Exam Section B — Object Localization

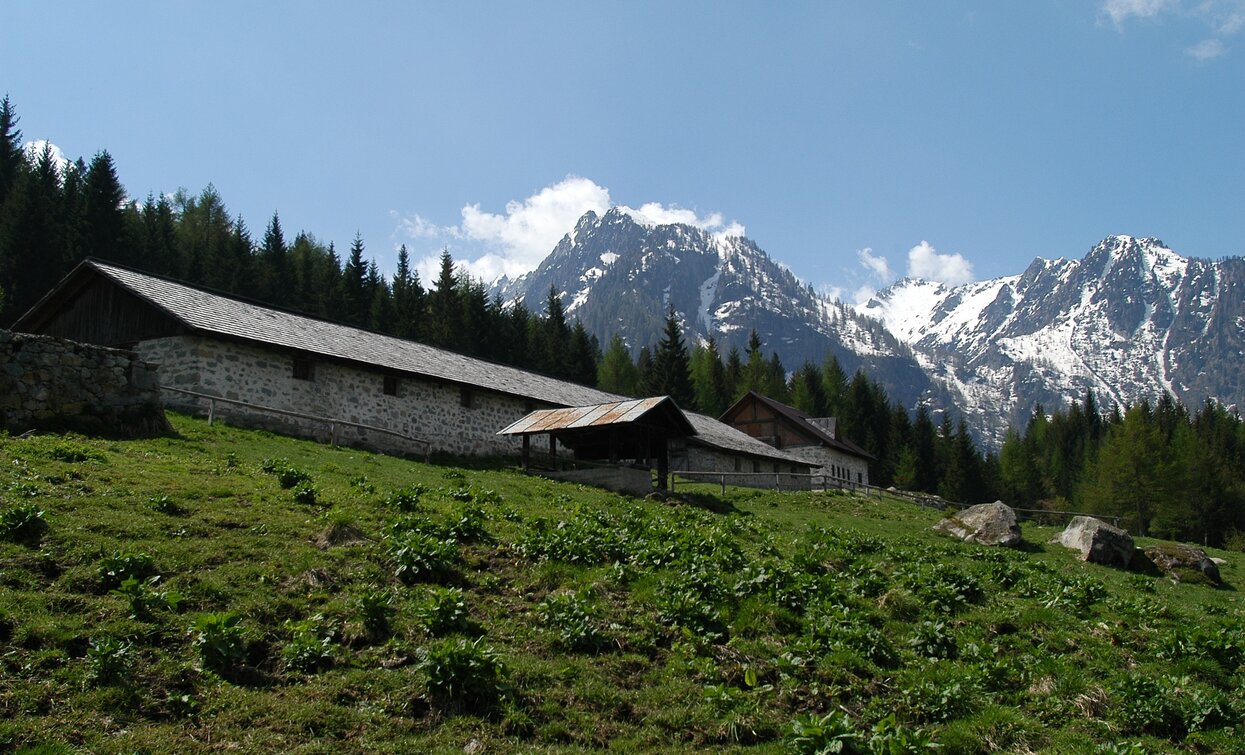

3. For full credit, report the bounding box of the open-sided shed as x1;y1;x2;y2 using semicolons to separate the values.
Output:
497;396;696;491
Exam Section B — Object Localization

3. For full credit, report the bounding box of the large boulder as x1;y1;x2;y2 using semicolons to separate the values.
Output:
1056;516;1135;568
1143;543;1222;585
933;502;1022;547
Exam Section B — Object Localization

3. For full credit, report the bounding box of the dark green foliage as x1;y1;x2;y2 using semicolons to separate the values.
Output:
417;636;508;708
192;612;246;674
353;588;396;639
281;615;334;673
0;503;47;542
538;591;605;651
387;531;457;583
112;575;182;619
86;636;133;684
260;458;311;489
291;482;318;506
96;550;156;590
416;586;473;636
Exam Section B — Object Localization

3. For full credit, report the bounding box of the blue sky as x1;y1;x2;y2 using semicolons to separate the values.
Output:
4;1;1243;301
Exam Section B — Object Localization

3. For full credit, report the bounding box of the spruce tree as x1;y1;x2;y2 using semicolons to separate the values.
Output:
81;151;130;265
392;244;424;340
567;321;599;386
422;249;459;349
0;94;23;207
649;306;695;408
342;233;368;326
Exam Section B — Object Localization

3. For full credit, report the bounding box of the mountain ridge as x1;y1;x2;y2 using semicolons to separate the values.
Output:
497;212;1245;444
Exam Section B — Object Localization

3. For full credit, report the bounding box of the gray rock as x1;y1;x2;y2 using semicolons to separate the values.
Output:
933;501;1022;547
1056;516;1135;568
1143;543;1222;585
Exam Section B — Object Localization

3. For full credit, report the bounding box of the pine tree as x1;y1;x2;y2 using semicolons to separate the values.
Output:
724;346;742;400
1079;405;1177;536
0;94;23;208
912;403;938;493
649;306;695;407
742;329;767;398
0;143;65;322
636;346;655;396
256;212;290;303
790;361;828;417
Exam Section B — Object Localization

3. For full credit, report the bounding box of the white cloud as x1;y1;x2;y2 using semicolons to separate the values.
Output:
857;247;892;280
21;140;70;175
1104;0;1175;26
1186;37;1228;57
906;240;975;286
397;177;745;284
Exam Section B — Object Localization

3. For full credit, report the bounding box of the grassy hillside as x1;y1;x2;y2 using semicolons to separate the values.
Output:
1;415;1243;754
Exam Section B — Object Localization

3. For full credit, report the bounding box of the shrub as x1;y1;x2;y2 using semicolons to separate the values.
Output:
86;636;133;684
445;504;491;543
417;636;507;709
192;612;246;674
46;441;101;463
867;713;940;752
802;604;898;668
899;676;974;723
97;551;157;590
0;503;47;542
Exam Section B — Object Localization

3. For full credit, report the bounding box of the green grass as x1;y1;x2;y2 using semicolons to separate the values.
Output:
1;414;1243;753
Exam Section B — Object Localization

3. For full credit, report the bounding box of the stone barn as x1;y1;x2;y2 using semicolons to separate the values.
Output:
14;260;810;484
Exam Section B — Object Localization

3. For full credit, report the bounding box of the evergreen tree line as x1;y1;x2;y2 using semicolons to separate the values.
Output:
0;96;599;386
999;393;1245;546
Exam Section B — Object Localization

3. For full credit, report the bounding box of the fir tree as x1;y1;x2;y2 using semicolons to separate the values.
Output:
81;151;130;265
422;249;459;348
598;334;640;396
342;233;369;325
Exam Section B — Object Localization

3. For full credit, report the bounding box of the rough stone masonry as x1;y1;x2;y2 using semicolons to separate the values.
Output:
0;329;169;437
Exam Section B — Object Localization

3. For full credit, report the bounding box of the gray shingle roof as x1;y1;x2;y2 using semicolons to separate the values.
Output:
80;261;810;467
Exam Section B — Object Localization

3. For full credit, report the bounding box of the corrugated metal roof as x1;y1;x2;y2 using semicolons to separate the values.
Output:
50;260;810;467
498;397;690;435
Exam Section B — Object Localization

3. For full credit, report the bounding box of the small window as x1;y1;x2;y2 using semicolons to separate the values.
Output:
752;461;760;473
292;357;314;381
857;472;863;484
733;457;742;472
460;387;474;408
772;463;779;473
383;374;399;396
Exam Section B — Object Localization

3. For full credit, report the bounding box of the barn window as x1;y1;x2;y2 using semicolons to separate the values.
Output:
383;374;399;396
772;463;779;473
753;461;760;473
733;457;741;472
460;387;474;408
857;472;863;484
292;357;314;381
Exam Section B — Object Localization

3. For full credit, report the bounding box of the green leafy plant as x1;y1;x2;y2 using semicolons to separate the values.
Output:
416;586;473;636
86;636;133;684
192;612;246;674
908;620;958;660
388;531;457;583
786;710;860;754
417;636;507;709
0;503;47;542
385;484;427;512
537;591;604;651
113;576;183;620
354;588;396;639
282;615;334;673
291;482;318;506
148;495;187;515
45;441;101;463
96;550;157;590
260;458;311;488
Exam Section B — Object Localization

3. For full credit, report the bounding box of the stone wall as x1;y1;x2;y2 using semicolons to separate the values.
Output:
784;444;870;486
1;329;168;436
135;335;535;457
676;446;812;491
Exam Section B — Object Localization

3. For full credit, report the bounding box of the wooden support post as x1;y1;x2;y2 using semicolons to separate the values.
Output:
521;434;530;472
207;399;215;426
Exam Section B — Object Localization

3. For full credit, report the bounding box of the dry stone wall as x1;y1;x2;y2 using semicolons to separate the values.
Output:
1;329;168;436
784;445;870;486
136;335;534;457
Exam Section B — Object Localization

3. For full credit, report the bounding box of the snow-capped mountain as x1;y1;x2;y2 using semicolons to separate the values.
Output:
500;214;1244;445
859;235;1245;438
497;208;942;411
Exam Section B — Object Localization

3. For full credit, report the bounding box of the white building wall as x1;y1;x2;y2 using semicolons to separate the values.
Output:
136;335;533;457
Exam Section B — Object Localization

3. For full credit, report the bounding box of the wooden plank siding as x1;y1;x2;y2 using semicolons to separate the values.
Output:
21;278;184;348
